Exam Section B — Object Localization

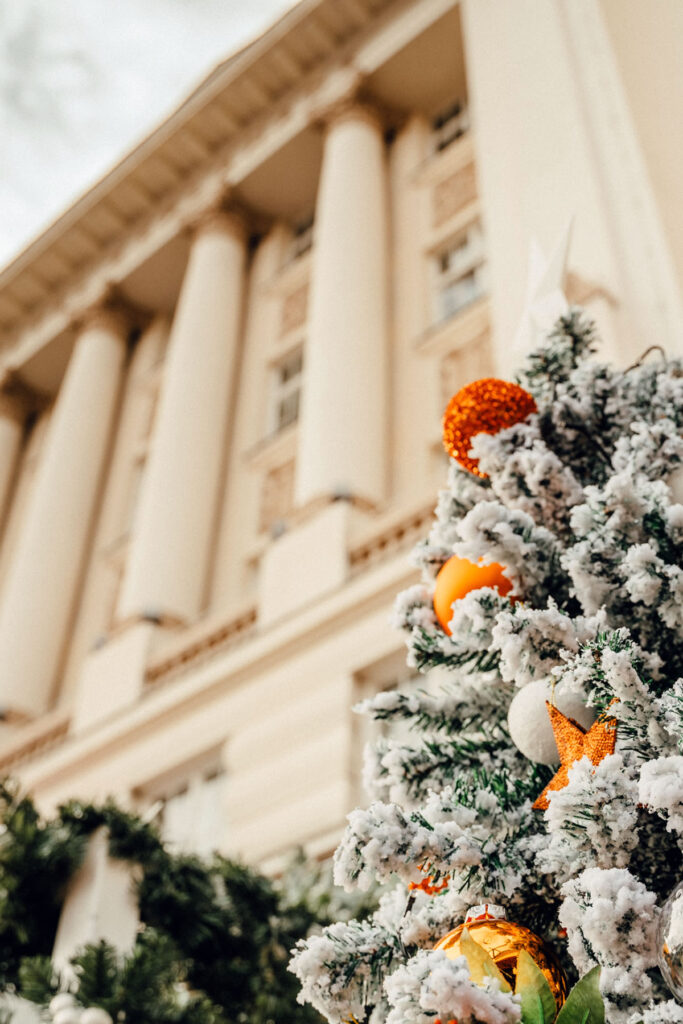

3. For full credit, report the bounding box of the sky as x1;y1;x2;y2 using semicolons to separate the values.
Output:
0;0;294;267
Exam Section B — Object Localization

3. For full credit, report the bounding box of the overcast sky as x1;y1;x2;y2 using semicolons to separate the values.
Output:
0;0;293;267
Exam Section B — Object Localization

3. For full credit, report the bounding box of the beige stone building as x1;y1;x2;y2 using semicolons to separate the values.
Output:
0;0;680;878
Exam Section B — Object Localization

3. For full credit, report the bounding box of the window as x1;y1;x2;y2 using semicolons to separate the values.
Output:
434;222;487;323
146;762;227;858
269;348;303;434
432;101;469;153
289;218;314;261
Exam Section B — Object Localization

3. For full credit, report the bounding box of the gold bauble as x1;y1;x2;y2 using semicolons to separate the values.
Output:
657;879;683;1001
435;913;569;1008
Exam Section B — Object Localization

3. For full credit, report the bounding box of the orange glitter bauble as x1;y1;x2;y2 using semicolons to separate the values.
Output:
433;555;513;635
442;378;537;476
435;910;569;1009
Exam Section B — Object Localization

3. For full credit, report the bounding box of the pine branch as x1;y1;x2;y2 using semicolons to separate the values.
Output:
71;940;119;1007
412;628;501;674
18;955;59;1004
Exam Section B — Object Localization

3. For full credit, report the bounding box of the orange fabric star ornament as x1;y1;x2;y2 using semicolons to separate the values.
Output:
532;702;617;811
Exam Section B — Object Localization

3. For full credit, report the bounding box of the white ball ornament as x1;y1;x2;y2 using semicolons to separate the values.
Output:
50;995;77;1017
52;1007;83;1024
80;1009;114;1024
507;679;596;765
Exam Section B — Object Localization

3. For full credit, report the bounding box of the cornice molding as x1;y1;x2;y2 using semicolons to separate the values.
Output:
0;0;396;295
0;0;427;370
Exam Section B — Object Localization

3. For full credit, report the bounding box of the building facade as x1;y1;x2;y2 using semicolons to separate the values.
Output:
0;0;680;873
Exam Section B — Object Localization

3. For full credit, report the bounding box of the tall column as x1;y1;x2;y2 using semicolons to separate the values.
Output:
117;208;247;625
0;307;129;718
0;389;26;539
295;101;389;507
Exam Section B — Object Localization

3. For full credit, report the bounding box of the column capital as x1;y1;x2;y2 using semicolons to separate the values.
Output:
0;380;31;422
190;192;251;243
0;371;46;418
314;94;386;134
309;75;394;135
72;295;138;341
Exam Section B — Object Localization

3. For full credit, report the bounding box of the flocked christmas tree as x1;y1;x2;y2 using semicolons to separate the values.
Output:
290;308;683;1024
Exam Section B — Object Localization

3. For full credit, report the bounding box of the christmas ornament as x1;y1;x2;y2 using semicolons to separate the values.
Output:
433;555;513;635
657;879;683;1002
50;996;78;1017
442;378;537;476
52;1009;82;1024
532;704;617;811
409;875;448;895
80;1011;114;1024
507;680;596;765
434;904;568;1007
408;860;449;896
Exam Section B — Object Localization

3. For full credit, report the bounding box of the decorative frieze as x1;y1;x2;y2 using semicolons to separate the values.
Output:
145;607;257;687
349;504;434;576
0;713;70;776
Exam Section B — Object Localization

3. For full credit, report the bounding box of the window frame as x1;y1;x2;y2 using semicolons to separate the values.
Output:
432;101;470;153
432;220;487;325
268;345;304;437
289;218;315;262
137;752;227;858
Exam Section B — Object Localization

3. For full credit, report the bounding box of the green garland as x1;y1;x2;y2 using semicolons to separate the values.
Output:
0;781;376;1024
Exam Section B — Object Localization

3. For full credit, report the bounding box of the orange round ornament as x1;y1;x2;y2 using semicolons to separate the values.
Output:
434;905;568;1008
433;555;513;635
443;378;537;477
